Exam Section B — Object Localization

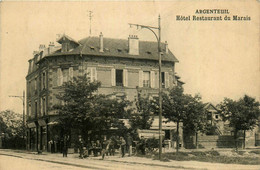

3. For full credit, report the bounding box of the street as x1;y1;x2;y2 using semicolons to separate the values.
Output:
0;149;259;170
0;155;88;170
0;150;176;170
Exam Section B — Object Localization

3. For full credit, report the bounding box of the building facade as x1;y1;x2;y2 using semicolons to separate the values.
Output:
26;33;182;152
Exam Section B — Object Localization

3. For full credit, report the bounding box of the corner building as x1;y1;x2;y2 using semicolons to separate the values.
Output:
26;33;182;152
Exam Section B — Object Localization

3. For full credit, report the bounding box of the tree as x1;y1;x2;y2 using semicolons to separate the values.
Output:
219;95;260;149
0;110;25;149
129;89;154;131
53;75;130;141
162;86;205;152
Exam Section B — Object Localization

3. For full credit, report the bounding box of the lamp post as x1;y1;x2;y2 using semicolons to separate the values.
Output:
129;15;163;160
9;91;26;148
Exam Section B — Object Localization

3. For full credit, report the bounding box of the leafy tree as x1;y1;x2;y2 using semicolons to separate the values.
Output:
162;86;205;152
0;110;25;149
219;95;260;149
129;90;154;131
53;75;130;142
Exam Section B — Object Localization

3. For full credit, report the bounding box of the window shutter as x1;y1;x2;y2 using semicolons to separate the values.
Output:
150;71;155;88
139;70;143;87
57;68;63;86
123;69;128;87
165;72;169;88
69;67;73;81
93;67;97;81
87;67;91;81
111;68;115;86
40;99;43;116
53;71;57;87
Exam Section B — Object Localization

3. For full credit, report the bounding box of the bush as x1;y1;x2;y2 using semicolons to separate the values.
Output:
146;138;159;153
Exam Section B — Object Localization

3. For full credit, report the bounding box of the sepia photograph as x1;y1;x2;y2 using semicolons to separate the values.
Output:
0;0;259;169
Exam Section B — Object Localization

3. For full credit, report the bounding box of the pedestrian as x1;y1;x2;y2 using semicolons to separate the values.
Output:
140;136;146;155
101;137;111;160
126;133;133;156
78;135;84;159
119;137;126;157
108;136;115;156
62;135;69;157
49;139;54;153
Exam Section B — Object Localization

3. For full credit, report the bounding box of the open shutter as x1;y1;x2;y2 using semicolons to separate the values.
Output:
69;67;73;81
53;70;57;87
93;67;97;81
123;69;128;87
150;71;155;88
57;68;62;86
139;70;143;87
111;68;115;86
165;72;169;88
87;67;91;81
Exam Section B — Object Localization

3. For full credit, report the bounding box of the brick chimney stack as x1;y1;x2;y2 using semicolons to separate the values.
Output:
128;35;139;55
48;42;55;54
39;44;45;52
99;32;104;52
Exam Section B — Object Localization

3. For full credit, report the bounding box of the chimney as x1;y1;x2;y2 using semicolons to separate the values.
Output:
165;41;168;54
39;44;46;52
48;42;55;54
128;35;139;55
28;59;32;73
33;51;38;56
99;32;104;52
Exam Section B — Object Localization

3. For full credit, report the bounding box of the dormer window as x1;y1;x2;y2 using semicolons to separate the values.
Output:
146;51;152;54
90;46;95;50
117;49;122;52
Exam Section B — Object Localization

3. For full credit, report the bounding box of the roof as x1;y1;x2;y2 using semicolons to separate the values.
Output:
203;102;219;112
57;34;80;45
48;36;179;63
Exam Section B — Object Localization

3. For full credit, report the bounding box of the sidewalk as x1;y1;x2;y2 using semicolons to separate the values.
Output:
0;149;259;170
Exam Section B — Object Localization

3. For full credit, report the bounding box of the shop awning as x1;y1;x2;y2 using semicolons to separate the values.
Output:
27;122;36;128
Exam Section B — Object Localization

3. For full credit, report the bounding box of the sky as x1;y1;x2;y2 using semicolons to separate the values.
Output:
0;1;259;114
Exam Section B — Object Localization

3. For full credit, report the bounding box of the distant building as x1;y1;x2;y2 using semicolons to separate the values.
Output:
26;33;184;152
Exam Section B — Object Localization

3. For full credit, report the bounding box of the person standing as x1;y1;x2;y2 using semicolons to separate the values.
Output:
140;136;146;155
63;135;69;157
126;133;133;156
119;137;126;157
78;135;84;159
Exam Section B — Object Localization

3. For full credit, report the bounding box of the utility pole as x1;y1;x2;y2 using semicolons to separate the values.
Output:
9;91;26;148
88;10;93;36
129;15;163;161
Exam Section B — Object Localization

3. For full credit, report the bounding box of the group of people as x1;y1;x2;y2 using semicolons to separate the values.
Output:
60;133;148;159
78;133;133;159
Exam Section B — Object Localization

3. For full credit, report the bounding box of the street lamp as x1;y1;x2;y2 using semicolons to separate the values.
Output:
9;91;25;147
129;15;163;160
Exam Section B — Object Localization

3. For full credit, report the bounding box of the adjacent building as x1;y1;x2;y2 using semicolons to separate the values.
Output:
26;33;183;152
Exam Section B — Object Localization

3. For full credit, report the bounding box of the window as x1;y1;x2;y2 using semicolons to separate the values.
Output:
41;97;46;116
215;114;219;120
57;67;73;86
86;67;97;82
162;72;165;88
143;71;150;87
42;72;46;89
112;69;127;87
161;72;169;88
34;77;37;91
116;69;123;86
28;102;31;117
35;100;38;118
62;68;69;83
